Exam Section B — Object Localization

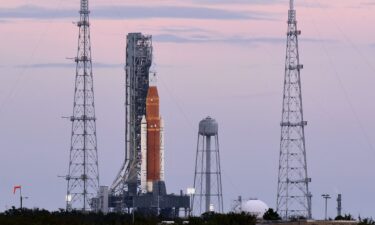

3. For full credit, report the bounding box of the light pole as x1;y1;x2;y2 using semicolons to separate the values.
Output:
65;194;72;211
321;194;331;220
187;188;195;217
19;188;23;209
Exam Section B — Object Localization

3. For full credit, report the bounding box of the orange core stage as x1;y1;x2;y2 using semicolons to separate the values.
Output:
146;86;161;183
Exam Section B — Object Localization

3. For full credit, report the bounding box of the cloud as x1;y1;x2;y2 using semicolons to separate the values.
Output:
16;63;72;69
0;5;76;19
160;27;211;34
153;33;336;45
189;0;330;8
0;5;273;21
15;63;122;69
190;0;283;4
95;6;271;20
360;1;375;6
153;34;282;44
346;1;375;9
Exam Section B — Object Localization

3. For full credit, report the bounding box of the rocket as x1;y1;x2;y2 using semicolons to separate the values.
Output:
140;73;165;193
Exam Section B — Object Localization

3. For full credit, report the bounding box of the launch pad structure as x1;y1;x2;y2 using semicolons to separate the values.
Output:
112;33;153;197
93;33;190;217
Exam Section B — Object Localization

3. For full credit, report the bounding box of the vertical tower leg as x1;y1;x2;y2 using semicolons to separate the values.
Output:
205;136;211;212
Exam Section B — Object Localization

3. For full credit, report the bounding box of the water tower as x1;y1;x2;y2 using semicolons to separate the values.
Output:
192;117;223;215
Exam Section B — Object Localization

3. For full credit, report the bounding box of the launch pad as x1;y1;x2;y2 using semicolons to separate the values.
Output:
92;33;190;217
98;181;190;217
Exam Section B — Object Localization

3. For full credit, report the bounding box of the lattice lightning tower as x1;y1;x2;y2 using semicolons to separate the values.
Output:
66;0;100;212
276;0;312;219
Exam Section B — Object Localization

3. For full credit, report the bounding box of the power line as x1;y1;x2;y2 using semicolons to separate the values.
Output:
304;0;375;154
0;0;65;114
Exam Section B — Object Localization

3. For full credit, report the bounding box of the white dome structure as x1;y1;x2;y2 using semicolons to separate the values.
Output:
241;199;269;218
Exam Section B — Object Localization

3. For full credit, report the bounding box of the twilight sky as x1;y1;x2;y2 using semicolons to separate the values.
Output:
0;0;375;219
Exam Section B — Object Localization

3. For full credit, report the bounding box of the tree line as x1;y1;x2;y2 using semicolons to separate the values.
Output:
0;207;257;225
1;207;373;225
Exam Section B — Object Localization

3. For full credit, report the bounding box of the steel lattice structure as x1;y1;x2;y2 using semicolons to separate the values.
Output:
192;117;223;215
276;0;312;220
111;33;153;201
66;0;100;212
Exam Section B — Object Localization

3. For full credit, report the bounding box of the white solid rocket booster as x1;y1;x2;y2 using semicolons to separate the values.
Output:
140;116;148;193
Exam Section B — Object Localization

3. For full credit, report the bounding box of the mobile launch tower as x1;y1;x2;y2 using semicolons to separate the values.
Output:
111;33;153;196
276;0;312;219
94;33;189;217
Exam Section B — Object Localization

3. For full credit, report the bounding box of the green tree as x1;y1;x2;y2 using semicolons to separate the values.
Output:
359;218;375;225
0;208;260;225
335;214;354;221
263;208;281;221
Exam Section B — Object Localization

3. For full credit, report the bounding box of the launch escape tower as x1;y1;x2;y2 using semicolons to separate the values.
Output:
192;117;223;215
65;0;100;211
111;33;153;198
276;0;312;219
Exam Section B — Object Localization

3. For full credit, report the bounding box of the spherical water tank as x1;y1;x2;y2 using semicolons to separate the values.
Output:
241;199;269;218
199;117;218;136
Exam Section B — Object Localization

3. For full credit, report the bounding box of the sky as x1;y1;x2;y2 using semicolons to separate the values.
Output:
0;0;375;219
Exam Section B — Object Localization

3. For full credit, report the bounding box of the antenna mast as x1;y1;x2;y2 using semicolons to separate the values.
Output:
66;0;100;212
276;0;312;219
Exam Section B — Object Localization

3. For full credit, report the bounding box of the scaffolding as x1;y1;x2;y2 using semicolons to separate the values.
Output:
111;33;153;201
